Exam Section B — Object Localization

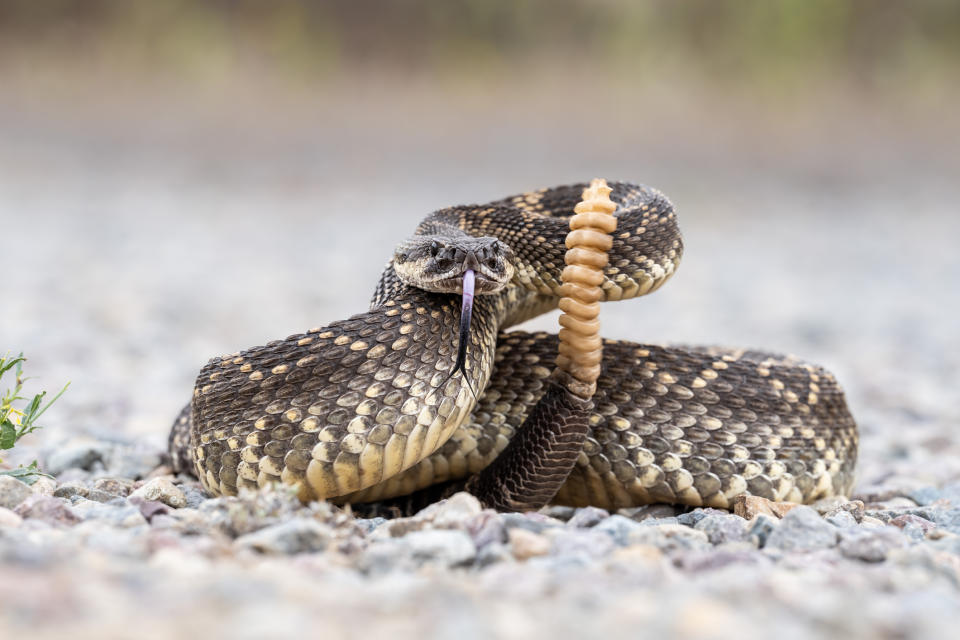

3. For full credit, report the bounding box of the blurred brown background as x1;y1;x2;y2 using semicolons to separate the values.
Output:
2;1;958;486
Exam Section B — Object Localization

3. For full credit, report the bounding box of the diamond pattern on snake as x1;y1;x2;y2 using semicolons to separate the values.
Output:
168;181;858;511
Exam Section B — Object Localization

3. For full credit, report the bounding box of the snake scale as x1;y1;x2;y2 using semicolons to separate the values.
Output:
169;181;858;511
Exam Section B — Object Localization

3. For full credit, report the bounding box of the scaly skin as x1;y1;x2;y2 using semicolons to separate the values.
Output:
169;182;857;509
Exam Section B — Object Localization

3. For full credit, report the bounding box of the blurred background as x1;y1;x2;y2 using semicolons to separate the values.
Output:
2;1;958;488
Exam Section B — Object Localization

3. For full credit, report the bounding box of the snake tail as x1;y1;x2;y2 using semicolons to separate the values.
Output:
466;179;617;511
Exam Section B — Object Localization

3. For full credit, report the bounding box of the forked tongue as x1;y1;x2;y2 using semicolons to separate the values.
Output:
447;269;478;399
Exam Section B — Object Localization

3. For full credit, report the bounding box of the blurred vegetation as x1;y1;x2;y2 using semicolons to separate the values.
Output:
1;0;957;96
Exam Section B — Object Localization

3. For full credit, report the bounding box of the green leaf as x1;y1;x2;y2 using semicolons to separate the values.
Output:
0;420;16;450
0;460;50;485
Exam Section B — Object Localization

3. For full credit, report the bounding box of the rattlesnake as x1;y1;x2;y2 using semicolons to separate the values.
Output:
169;181;857;511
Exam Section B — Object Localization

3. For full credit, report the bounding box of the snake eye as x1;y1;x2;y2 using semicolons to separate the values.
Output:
429;240;441;257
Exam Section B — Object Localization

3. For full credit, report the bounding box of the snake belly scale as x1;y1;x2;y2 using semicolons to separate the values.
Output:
170;181;857;510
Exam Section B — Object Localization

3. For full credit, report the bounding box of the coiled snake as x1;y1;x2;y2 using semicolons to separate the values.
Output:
169;181;858;511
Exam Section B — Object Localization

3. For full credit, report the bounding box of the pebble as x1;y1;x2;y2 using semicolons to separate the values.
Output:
0;475;33;509
694;514;749;545
764;506;838;552
13;494;81;526
733;495;800;520
507;528;551;560
627;523;711;554
44;439;108;475
131;478;187;508
592;514;646;546
566;506;609;528
838;527;908;562
0;506;23;527
235;519;333;555
747;513;779;548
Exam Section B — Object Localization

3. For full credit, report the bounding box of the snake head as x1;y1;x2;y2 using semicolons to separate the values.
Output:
393;235;514;295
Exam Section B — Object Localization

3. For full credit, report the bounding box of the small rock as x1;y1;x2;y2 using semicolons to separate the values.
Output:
0;475;34;509
105;445;164;480
236;519;333;554
733;495;800;520
694;514;749;545
93;477;135;497
567;506;609;528
619;504;681;522
130;497;170;522
550;528;616;559
826;510;859;529
53;482;89;500
30;476;57;496
500;512;564;535
675;548;770;572
747;513;779;548
909;486;944;506
131;478;187;508
593;515;645;546
676;508;730;527
45;440;108;475
889;514;938;541
354;517;387;535
540;505;575;521
467;511;507;548
838;527;909;562
383;492;482;536
508;528;551;560
765;506;838;552
13;494;81;526
403;529;476;567
74;501;147;527
0;506;23;527
476;541;514;567
627;524;711;554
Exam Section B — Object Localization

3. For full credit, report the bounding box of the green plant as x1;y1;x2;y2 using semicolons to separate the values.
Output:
1;353;68;484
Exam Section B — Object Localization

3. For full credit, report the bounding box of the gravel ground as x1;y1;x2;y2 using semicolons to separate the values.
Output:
2;94;959;638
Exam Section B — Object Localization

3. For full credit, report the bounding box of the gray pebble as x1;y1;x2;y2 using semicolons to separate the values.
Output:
403;529;477;567
0;475;33;509
748;514;779;548
747;513;780;549
618;504;681;522
694;514;749;545
539;505;575;521
13;494;81;526
500;512;564;535
826;510;859;529
475;542;514;567
354;517;387;535
626;524;711;554
592;515;645;547
550;528;616;559
45;441;108;475
909;486;944;506
467;511;507;548
566;506;609;528
838;527;909;562
765;506;838;552
676;508;730;527
74;501;147;528
235;519;333;554
92;477;135;497
131;478;187;508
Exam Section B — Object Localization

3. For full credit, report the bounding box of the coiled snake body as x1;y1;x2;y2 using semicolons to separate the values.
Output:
170;182;858;511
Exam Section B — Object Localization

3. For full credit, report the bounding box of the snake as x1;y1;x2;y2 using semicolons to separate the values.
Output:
169;181;858;512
